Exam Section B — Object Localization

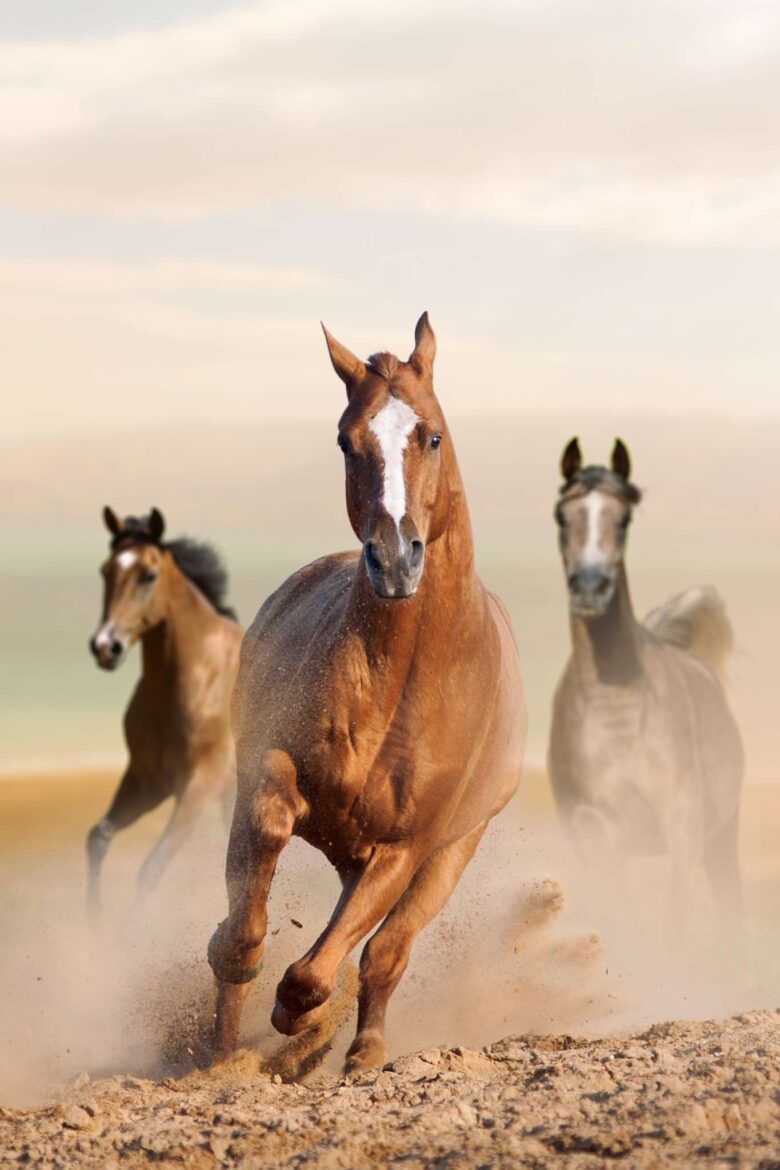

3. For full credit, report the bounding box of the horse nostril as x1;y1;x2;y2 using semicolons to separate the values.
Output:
595;578;611;595
89;636;98;656
365;541;385;574
409;540;424;569
110;639;123;659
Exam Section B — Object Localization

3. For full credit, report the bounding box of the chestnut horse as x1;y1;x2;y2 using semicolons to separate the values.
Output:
87;508;242;912
548;439;743;934
208;314;525;1073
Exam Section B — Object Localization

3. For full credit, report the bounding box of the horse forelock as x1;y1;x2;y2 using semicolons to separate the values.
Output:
109;515;160;551
560;466;642;506
366;352;401;381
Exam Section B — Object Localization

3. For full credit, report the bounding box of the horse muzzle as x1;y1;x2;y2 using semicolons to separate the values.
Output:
568;567;616;618
89;628;128;671
363;524;425;600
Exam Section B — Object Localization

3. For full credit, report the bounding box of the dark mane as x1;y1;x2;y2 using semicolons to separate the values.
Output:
560;465;642;505
164;538;238;621
366;352;401;380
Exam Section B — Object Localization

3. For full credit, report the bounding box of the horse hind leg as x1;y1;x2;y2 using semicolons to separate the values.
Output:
345;822;486;1075
86;768;167;918
208;750;306;1059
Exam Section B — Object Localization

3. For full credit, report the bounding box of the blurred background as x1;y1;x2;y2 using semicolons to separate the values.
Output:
1;0;779;779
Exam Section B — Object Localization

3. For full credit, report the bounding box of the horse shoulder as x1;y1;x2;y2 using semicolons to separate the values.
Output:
245;552;358;647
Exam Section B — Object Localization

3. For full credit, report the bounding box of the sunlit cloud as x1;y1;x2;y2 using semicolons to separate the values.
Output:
1;0;779;242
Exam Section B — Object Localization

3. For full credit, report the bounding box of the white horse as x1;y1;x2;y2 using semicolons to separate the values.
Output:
548;438;743;938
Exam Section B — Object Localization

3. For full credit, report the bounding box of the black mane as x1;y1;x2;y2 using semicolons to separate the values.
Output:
165;538;238;622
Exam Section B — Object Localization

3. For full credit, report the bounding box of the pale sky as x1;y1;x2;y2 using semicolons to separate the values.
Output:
2;0;780;439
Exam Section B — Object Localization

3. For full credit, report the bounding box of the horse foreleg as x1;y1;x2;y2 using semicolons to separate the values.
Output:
667;814;697;951
135;770;215;902
346;822;486;1074
86;817;116;918
86;767;166;918
208;750;305;1058
271;842;419;1038
704;813;746;955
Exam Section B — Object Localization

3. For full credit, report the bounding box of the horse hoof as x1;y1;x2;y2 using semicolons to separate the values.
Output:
273;962;331;1034
344;1030;386;1075
271;998;327;1037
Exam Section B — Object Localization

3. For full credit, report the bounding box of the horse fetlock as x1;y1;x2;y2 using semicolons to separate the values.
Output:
207;919;264;984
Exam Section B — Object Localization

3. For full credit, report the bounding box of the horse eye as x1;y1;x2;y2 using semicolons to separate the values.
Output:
430;433;442;451
337;434;352;456
139;569;157;585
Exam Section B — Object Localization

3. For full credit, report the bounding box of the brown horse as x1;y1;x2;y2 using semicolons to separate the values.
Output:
548;439;743;934
208;314;526;1073
87;508;242;912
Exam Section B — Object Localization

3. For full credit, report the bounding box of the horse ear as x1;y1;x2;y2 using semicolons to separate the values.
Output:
560;437;582;482
148;507;165;543
409;311;436;371
611;438;631;480
103;506;121;536
321;324;366;394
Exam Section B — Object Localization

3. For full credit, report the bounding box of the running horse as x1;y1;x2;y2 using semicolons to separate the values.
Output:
548;438;743;932
87;508;242;911
208;314;526;1073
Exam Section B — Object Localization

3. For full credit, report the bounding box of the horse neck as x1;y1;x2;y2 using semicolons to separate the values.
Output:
569;563;643;687
140;561;217;683
351;447;479;661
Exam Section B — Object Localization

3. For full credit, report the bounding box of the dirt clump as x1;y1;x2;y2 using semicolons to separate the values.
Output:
1;1010;777;1170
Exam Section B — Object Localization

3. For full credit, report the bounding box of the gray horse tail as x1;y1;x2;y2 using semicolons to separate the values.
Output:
643;586;735;682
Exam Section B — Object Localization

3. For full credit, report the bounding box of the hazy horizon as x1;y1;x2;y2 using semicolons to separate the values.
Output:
2;411;778;782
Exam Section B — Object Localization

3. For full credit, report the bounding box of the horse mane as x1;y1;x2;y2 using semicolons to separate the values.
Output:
560;465;642;506
366;352;401;381
164;538;238;622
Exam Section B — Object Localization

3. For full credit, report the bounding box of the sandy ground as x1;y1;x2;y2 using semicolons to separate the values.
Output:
1;768;779;1167
1;1011;778;1170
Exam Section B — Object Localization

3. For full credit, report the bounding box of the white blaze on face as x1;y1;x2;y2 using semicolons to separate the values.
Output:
95;549;137;647
581;493;607;567
368;395;419;528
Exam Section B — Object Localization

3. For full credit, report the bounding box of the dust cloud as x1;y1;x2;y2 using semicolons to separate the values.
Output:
0;768;776;1109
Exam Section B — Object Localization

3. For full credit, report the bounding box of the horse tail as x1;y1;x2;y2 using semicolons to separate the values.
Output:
643;586;735;682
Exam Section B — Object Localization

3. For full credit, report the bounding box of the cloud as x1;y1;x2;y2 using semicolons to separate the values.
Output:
0;257;331;294
1;0;780;242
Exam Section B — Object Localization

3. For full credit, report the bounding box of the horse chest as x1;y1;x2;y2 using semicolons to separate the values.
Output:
300;723;421;849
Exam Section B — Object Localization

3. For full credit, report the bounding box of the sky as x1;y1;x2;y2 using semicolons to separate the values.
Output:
2;0;780;438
